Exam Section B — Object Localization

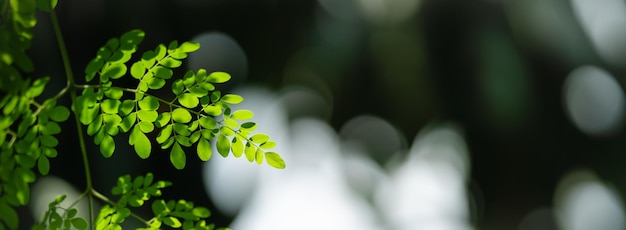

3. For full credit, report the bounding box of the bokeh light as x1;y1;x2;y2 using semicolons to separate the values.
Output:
188;32;248;89
571;0;626;67
562;65;625;137
554;169;626;230
375;122;473;230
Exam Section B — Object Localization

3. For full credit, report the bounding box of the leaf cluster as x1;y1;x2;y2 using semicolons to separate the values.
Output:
0;77;70;229
32;195;88;230
95;173;227;230
74;30;285;170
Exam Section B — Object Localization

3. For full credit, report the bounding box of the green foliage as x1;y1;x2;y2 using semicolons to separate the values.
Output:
0;1;285;229
32;195;88;230
75;30;285;170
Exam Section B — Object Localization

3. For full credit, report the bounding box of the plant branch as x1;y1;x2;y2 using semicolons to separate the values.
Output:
49;7;95;229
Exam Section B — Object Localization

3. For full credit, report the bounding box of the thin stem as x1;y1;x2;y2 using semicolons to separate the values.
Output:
49;7;95;229
91;190;151;224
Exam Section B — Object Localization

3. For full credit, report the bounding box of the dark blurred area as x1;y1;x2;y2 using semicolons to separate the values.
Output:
23;0;626;229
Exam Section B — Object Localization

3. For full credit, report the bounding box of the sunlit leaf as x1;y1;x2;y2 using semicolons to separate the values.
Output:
260;141;277;149
265;152;285;169
197;138;212;161
101;99;121;114
179;41;200;53
250;133;269;144
137;110;158;122
139;95;159;111
139;121;155;133
178;93;199;108
221;94;244;104
231;137;243;158
170;143;186;170
152;66;173;79
255;148;264;164
244;142;255;162
172;79;184;95
102;63;127;80
104;87;124;99
25;77;49;98
198;117;216;129
217;134;230;157
230;110;253;120
172;108;192;123
119;99;135;116
203;105;221;116
100;134;115;158
207;72;231;83
156;125;173;144
131;127;151;159
130;61;145;79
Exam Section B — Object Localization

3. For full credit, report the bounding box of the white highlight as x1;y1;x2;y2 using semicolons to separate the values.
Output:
563;65;625;137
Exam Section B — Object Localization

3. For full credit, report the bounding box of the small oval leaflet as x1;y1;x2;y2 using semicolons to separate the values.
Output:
207;72;231;83
138;95;159;111
230;110;254;120
172;108;192;123
221;94;243;104
178;93;199;108
265;152;285;169
197;138;212;161
170;143;186;170
250;133;269;144
217;134;230;157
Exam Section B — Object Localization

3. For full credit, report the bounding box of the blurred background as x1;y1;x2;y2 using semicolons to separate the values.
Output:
22;0;626;229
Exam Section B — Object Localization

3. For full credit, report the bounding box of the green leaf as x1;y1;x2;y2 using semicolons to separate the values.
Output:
138;96;159;111
79;104;100;124
197;138;212;161
155;112;171;128
203;105;221;116
87;115;102;136
40;135;59;147
244;142;255;162
161;57;182;68
207;72;231;83
131;127;151;159
230;110;254;120
0;200;18;229
100;134;115;158
119;99;135;116
241;122;257;130
147;77;166;90
85;59;104;82
265;152;285;169
170;142;186;170
172;108;192;123
37;155;50;175
163;216;182;228
130;61;145;79
71;218;88;230
219;126;235;136
255;148;264;164
260;141;277;149
183;71;196;88
40;121;62;135
156;125;173;144
101;63;127;80
199;117;216;129
179;41;200;53
48;105;70;122
250;133;269;144
104;87;124;99
172;79;184;95
221;94;244;104
192;207;211;218
189;86;208;97
120;112;136;132
217;134;230;157
231;137;243;158
25;77;49;98
178;93;199;108
139;121;155;133
137;110;158;122
101;99;121;114
152;66;173;79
